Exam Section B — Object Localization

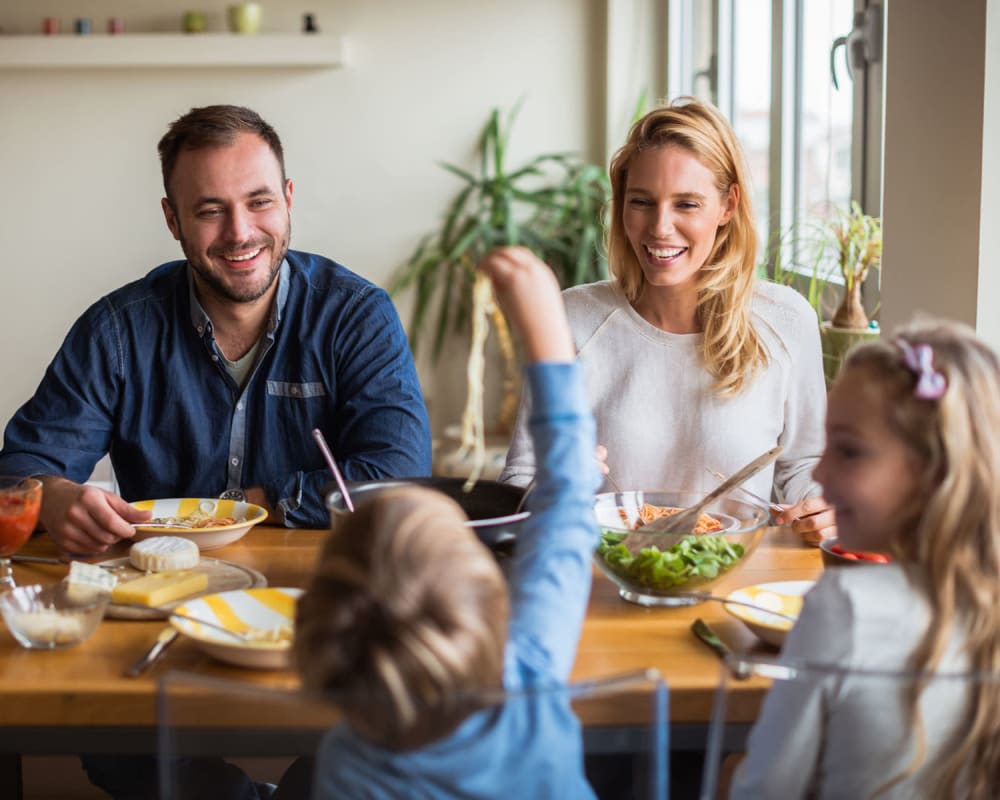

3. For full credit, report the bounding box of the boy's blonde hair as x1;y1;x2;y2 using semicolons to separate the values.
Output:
295;486;509;751
843;319;1000;798
607;97;766;396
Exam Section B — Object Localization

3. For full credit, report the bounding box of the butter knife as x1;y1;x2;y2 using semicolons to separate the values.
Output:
691;618;751;680
124;627;179;678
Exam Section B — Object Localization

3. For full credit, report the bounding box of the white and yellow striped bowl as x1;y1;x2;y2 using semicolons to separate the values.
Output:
171;587;301;670
130;498;268;551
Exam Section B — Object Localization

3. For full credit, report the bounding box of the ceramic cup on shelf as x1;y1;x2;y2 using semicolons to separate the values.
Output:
182;11;207;33
227;2;263;34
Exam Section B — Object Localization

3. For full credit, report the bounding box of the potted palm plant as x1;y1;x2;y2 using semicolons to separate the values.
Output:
766;201;881;386
390;102;610;442
821;202;882;385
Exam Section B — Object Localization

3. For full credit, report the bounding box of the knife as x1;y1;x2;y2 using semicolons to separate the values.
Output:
124;627;179;678
691;618;751;680
11;555;115;570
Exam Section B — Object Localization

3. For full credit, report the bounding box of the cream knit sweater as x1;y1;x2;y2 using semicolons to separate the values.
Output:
500;279;826;505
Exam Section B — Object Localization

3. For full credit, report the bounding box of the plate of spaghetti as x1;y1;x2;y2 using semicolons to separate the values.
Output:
130;498;267;551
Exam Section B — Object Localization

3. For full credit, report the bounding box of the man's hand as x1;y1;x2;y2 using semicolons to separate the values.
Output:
773;496;836;545
478;246;575;363
38;476;151;555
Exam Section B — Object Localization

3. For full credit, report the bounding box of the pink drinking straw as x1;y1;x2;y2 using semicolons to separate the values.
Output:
311;428;354;512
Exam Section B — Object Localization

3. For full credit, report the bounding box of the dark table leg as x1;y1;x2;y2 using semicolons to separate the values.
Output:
0;753;22;800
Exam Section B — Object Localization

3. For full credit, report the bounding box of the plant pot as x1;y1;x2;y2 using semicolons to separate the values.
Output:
821;323;880;388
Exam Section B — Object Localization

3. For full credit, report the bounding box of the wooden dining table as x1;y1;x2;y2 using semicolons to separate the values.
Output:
0;523;822;795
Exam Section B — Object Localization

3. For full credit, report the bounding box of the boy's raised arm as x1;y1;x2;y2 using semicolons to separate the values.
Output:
478;246;575;364
479;246;600;681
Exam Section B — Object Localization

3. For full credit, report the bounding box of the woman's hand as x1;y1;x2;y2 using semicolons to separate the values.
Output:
773;497;836;545
595;444;610;477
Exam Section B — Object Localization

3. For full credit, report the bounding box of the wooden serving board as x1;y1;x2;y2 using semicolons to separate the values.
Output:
98;557;267;620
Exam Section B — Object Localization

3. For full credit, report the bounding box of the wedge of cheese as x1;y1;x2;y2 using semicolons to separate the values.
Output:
112;570;208;607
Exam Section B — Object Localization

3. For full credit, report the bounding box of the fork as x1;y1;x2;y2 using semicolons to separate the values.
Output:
129;521;195;529
115;604;269;643
705;468;784;514
705;468;829;523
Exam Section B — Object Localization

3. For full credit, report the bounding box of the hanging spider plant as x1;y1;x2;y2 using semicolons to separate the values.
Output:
389;102;609;434
390;102;610;360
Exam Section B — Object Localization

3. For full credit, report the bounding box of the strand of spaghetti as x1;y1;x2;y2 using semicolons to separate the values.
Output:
456;273;494;492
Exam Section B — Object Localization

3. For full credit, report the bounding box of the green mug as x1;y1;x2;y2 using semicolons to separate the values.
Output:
227;2;262;34
182;11;206;33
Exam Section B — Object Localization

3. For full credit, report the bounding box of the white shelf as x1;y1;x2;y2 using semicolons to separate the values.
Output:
0;34;346;69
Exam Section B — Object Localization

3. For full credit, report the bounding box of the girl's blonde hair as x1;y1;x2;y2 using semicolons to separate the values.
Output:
607;97;765;396
294;487;509;751
844;319;1000;798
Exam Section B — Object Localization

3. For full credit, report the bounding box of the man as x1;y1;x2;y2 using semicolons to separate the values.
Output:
0;105;431;554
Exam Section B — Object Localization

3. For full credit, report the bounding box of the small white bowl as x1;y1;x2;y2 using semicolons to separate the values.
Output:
0;583;109;649
171;587;300;670
130;498;267;551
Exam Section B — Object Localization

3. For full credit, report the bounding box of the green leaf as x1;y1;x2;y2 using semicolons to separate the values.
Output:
390;100;612;363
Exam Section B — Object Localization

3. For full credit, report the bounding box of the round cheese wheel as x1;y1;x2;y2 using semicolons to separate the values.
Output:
129;536;200;572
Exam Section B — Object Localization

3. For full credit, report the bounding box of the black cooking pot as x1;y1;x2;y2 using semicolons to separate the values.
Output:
325;477;529;553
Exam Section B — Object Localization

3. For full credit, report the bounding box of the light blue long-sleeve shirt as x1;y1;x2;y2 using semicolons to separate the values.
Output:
311;361;601;799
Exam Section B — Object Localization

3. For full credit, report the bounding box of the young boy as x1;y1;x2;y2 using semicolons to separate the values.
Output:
293;246;602;798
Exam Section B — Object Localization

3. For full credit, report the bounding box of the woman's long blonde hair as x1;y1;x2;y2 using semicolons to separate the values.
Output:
608;97;765;396
845;320;1000;798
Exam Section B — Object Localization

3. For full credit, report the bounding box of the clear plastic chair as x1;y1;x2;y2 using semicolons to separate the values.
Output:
158;668;668;800
699;654;1000;800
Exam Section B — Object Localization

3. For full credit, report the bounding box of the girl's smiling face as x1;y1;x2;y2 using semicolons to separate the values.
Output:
813;366;924;553
622;144;736;295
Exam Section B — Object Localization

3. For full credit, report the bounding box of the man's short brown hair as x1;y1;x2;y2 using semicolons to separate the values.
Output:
157;104;286;202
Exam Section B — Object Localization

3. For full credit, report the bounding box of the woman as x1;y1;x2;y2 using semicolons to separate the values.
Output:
500;98;833;542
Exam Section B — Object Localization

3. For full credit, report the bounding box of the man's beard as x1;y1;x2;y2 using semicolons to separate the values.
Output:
182;219;291;304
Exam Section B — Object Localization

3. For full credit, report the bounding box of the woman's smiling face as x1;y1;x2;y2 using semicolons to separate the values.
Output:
622;144;736;294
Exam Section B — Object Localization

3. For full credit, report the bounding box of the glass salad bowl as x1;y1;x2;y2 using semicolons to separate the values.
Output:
592;490;770;607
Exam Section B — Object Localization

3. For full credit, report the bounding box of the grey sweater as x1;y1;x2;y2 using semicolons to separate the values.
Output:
500;279;825;505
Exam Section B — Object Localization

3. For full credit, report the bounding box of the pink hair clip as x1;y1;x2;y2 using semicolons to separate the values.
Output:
896;339;947;400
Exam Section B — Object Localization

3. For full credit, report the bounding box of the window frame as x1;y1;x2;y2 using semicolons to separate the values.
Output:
665;0;883;303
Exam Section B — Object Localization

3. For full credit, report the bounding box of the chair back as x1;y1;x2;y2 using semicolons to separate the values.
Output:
158;668;669;799
700;654;1000;800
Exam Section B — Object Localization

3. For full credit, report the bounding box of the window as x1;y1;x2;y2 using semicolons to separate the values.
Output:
667;0;883;286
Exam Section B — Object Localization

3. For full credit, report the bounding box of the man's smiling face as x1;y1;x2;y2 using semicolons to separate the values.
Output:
161;131;293;306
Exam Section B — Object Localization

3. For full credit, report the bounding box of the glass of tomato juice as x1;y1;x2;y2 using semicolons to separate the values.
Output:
0;477;42;590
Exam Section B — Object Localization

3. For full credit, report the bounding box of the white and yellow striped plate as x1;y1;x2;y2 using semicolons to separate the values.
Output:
723;580;814;648
171;587;301;670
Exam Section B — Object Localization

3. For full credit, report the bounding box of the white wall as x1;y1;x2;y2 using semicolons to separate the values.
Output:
0;0;605;437
880;0;989;338
978;0;1000;350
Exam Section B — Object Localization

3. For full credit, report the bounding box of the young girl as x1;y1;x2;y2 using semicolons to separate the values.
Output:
293;246;602;798
500;98;833;543
732;319;1000;798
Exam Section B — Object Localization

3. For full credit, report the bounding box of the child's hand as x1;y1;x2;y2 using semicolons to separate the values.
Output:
478;246;575;363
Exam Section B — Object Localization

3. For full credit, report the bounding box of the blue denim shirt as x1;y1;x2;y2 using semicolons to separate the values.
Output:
0;250;432;527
